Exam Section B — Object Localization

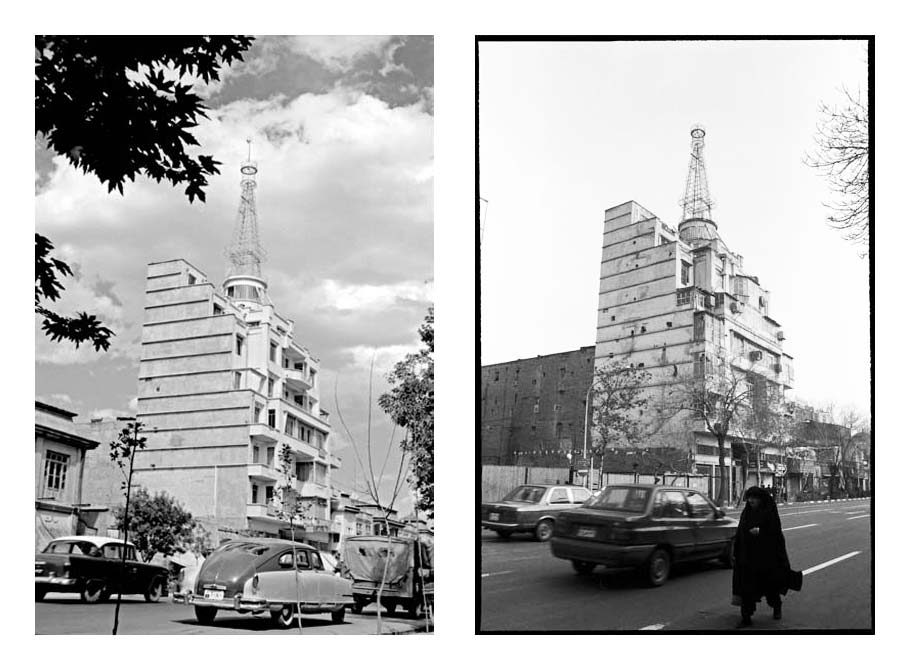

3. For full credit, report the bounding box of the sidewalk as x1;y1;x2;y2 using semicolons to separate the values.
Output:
348;603;434;635
723;494;871;511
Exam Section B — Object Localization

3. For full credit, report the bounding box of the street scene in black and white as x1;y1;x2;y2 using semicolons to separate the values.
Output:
35;35;434;635
478;38;871;632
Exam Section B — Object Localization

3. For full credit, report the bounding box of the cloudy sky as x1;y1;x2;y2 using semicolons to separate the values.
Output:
35;35;433;513
480;39;870;418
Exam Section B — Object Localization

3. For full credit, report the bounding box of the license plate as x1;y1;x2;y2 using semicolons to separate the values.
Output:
576;527;597;539
204;590;224;600
489;512;500;521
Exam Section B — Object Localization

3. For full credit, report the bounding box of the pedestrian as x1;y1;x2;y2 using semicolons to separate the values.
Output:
731;486;802;627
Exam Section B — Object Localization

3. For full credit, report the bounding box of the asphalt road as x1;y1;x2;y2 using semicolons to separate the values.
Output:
480;498;872;632
36;597;431;635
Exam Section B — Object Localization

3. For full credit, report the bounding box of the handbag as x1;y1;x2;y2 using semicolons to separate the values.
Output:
788;569;803;592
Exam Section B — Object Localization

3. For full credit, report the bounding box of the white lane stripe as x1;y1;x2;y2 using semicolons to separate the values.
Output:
782;523;818;531
481;571;513;578
803;551;861;575
847;514;870;520
639;623;666;630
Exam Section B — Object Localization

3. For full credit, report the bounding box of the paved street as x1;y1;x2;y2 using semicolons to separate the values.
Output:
36;598;431;635
480;498;871;631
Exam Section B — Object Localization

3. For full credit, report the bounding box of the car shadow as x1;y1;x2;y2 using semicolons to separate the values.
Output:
555;559;729;591
173;614;344;631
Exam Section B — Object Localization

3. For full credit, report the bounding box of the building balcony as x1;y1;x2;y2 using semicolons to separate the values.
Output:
247;503;280;520
283;367;313;392
250;423;280;446
297;481;331;500
248;463;281;483
279;399;331;434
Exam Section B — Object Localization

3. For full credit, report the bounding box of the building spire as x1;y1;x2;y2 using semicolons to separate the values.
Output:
226;139;267;278
680;124;715;223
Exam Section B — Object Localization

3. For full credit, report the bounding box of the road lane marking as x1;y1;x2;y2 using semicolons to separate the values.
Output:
639;623;666;630
803;551;862;576
782;523;818;531
481;571;513;578
847;514;870;520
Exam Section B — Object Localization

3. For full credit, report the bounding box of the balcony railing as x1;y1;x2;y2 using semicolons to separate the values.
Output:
247;503;280;519
247;463;281;482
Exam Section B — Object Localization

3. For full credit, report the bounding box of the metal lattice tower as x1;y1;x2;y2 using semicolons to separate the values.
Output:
226;140;267;278
679;124;715;223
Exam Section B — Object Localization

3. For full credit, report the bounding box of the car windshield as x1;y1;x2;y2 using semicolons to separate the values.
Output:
502;486;545;503
217;542;273;556
585;486;651;512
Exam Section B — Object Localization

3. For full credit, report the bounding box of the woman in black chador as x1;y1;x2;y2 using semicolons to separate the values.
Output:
732;486;801;627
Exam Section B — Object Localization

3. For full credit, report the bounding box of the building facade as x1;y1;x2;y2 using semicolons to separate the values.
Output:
35;402;106;549
593;127;795;499
480;347;595;466
128;156;340;548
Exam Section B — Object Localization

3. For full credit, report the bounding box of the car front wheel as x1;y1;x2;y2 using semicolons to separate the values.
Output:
271;604;297;629
194;605;217;625
571;560;596;575
80;580;107;603
535;519;555;542
331;606;345;624
144;577;164;603
646;549;671;587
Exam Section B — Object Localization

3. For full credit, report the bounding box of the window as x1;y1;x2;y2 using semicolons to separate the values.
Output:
549;488;570;504
233;372;242;389
188;274;196;285
654;491;689;518
236;335;244;355
681;261;691;285
213;303;223;315
267;377;275;396
554;404;561;412
251;484;259;503
270;341;278;362
265;486;274;502
310;551;324;571
227;286;235;297
533;400;540;413
267;409;276;428
102;544;135;560
571;488;592;503
676;290;692;306
44;451;69;494
253;403;263;424
686;491;714;518
266;446;274;465
559;367;567;379
252;445;260;463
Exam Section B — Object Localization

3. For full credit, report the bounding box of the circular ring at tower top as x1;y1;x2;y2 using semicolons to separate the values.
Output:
690;123;706;139
241;164;258;175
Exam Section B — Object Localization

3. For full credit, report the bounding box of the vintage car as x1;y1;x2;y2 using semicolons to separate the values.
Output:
481;484;593;541
344;532;433;618
186;539;353;628
35;535;169;603
550;484;738;586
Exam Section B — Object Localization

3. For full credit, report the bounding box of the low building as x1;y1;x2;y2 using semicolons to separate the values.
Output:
35;402;107;549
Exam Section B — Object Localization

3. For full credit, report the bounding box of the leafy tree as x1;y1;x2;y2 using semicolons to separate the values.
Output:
805;71;869;256
35;35;253;349
589;359;652;457
113;488;195;563
378;307;434;516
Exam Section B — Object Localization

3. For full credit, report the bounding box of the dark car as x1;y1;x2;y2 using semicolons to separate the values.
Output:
35;535;169;603
186;539;352;628
481;484;593;541
550;484;737;586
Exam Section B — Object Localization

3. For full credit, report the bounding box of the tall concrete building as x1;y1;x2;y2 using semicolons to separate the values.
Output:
131;154;339;548
594;126;794;498
480;347;595;466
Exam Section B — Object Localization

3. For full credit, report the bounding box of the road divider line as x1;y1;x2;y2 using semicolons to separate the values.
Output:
782;523;818;531
481;571;513;579
639;623;666;630
803;551;861;576
847;514;870;520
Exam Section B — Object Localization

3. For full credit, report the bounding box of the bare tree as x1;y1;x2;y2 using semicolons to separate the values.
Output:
800;406;869;497
742;378;795;492
805;76;869;256
334;355;418;634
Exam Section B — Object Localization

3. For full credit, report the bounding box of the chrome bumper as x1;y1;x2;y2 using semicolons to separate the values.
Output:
35;576;77;586
186;593;272;611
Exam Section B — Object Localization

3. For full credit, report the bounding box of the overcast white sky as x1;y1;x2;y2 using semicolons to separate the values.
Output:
35;36;433;514
480;39;870;418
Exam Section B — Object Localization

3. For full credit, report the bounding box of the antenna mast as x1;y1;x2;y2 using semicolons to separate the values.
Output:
226;139;267;278
680;124;715;223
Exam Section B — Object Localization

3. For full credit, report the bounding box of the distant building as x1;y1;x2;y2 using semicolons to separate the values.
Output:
480;347;595;466
35;402;106;549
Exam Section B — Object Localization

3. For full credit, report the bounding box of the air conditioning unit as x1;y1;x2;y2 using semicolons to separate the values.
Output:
704;295;714;308
730;301;741;313
776;330;785;340
749;350;763;362
773;363;783;374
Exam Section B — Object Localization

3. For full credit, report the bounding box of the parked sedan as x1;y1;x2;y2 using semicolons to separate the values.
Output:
550;484;737;586
481;484;593;541
186;539;353;628
35;535;169;603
